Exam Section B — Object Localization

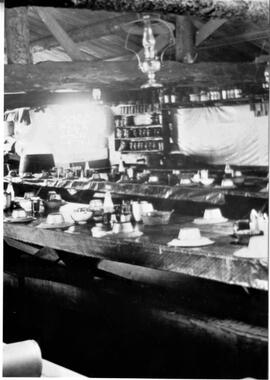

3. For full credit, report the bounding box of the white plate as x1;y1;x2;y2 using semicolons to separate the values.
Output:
4;216;35;223
233;247;268;259
234;229;261;237
91;226;114;238
193;217;228;225
37;222;73;230
113;230;143;238
168;237;214;247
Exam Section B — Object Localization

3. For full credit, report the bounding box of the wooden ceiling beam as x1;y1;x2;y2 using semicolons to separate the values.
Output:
5;7;32;63
4;60;265;93
34;7;94;60
5;0;269;23
198;29;270;49
31;12;137;52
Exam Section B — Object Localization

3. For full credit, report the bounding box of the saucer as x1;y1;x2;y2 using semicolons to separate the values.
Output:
200;178;214;186
37;221;73;230
91;226;113;238
193;216;228;225
233;235;268;258
233;246;267;258
113;230;143;238
4;216;35;223
168;237;214;247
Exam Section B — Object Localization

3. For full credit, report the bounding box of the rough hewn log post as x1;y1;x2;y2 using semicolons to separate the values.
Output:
175;16;196;63
5;7;32;64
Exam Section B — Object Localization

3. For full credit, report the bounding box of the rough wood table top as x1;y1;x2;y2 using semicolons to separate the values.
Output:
4;215;268;291
5;177;268;205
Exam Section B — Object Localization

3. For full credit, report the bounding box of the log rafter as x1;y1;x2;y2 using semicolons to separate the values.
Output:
198;28;270;50
34;7;94;60
30;12;137;52
5;0;270;23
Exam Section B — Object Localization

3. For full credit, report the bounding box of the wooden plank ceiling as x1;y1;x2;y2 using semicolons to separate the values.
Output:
22;7;270;63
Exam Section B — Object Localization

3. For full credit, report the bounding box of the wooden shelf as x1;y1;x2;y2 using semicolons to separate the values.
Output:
121;150;163;154
115;124;162;128
163;97;252;109
115;137;163;141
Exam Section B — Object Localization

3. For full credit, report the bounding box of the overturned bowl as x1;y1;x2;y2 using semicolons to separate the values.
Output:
200;178;214;186
46;212;65;225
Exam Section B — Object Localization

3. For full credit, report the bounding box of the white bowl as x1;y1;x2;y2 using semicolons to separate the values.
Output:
191;174;200;183
140;201;154;214
71;207;93;224
200;178;214;186
12;208;27;219
60;202;90;223
89;199;103;212
180;178;191;185
19;199;32;212
221;178;234;188
234;170;242;177
141;210;173;225
148;176;159;183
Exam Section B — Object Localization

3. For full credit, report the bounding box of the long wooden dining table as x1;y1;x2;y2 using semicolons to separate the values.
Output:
3;213;268;291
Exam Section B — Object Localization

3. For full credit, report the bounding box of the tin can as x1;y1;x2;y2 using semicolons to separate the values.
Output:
157;127;162;136
116;128;122;138
152;141;158;150
122;116;127;127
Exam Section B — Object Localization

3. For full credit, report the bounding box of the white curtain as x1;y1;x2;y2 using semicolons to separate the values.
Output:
175;104;268;166
14;102;113;166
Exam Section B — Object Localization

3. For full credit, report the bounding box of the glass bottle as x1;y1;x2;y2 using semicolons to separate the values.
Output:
6;181;15;201
84;161;90;178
